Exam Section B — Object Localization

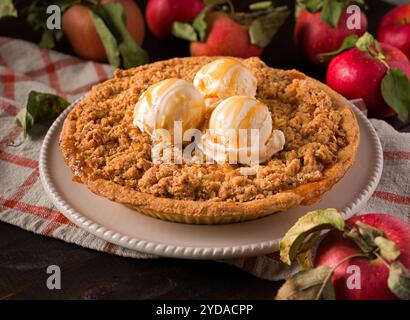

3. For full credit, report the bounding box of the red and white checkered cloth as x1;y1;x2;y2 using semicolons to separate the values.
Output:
1;37;409;281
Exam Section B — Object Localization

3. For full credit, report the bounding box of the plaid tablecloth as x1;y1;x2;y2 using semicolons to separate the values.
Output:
1;37;409;281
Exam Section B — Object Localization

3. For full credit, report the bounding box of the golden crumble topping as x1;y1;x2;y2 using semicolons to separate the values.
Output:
60;57;348;203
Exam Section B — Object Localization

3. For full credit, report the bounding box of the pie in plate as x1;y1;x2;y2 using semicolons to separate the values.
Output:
60;57;360;224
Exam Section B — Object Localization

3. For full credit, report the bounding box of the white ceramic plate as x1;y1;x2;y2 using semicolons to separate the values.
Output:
39;100;383;260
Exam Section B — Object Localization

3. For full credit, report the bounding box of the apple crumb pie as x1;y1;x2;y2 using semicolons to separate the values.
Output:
60;57;359;224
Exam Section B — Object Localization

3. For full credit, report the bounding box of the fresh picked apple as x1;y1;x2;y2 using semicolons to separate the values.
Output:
62;0;145;64
294;0;368;65
276;209;410;300
315;214;410;300
171;0;290;58
27;0;148;68
189;12;263;58
378;3;410;61
325;33;410;121
145;0;205;39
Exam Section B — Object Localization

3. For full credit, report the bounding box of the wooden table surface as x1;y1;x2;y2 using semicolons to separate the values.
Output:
0;0;408;299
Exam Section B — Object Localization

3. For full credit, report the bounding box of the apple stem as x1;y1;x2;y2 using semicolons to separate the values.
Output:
379;58;390;70
315;253;369;300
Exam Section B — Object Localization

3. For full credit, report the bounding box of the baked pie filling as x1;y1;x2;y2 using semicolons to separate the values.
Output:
60;57;359;223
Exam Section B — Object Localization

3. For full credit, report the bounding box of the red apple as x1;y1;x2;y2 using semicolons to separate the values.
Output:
62;0;145;62
190;12;263;58
63;4;106;61
295;9;367;65
378;4;410;61
326;43;410;118
315;214;410;300
146;0;205;39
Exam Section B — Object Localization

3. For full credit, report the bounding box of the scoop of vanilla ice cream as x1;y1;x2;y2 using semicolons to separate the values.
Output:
201;96;285;165
193;58;257;110
133;78;206;137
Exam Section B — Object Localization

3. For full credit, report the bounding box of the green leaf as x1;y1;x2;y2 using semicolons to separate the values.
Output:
279;208;345;266
95;3;148;68
320;0;343;28
381;68;410;123
16;91;69;137
345;227;375;254
298;0;323;14
39;29;56;49
90;11;121;68
15;108;30;138
318;34;359;62
119;42;149;70
0;0;17;19
192;11;207;41
374;236;401;261
27;0;79;49
172;22;198;41
345;221;390;256
388;262;410;300
275;266;335;300
249;1;273;11
355;32;374;52
297;0;368;34
191;0;228;42
355;221;384;245
295;231;321;269
249;19;270;48
248;6;290;48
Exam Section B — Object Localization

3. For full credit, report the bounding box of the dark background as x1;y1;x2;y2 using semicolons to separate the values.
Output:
0;0;407;299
